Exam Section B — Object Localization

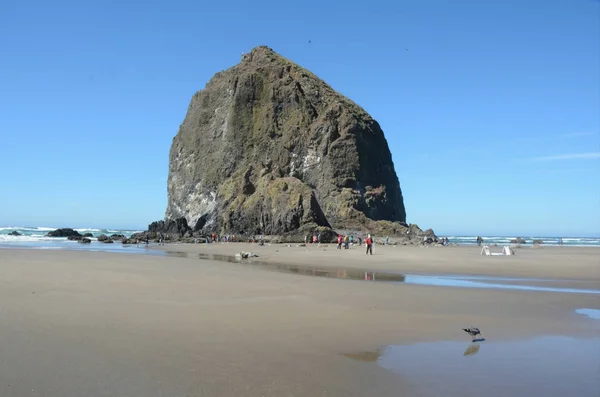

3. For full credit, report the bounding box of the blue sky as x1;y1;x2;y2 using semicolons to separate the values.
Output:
1;0;598;236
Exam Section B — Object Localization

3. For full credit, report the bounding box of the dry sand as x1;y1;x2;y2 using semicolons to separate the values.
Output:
0;245;598;396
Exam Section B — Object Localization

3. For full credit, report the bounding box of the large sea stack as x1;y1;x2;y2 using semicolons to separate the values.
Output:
156;46;433;242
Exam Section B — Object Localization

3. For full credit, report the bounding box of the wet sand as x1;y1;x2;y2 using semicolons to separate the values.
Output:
0;247;598;396
159;243;600;288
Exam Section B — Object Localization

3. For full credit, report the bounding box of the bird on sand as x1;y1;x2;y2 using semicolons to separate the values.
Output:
462;327;482;341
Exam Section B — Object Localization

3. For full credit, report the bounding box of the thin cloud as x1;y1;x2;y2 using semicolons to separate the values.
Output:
560;132;596;138
530;152;600;161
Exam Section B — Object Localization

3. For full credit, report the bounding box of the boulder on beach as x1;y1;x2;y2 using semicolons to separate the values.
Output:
46;228;81;238
82;233;93;238
235;252;259;259
67;235;83;241
533;239;544;245
79;238;92;244
510;237;527;244
110;234;126;241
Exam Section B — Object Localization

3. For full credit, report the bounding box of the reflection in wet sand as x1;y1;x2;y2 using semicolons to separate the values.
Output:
463;343;481;356
377;336;600;397
192;253;407;282
342;351;381;362
186;252;600;295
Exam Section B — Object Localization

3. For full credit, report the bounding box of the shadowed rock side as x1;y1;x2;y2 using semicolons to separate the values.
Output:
163;46;422;240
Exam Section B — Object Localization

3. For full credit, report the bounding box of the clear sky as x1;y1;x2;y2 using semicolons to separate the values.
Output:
1;0;598;236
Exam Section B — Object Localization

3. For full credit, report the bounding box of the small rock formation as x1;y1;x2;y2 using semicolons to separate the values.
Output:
110;234;126;241
67;235;83;241
97;234;114;243
532;239;543;245
46;228;81;238
235;252;259;259
82;233;93;238
79;238;92;244
510;237;527;244
8;231;21;236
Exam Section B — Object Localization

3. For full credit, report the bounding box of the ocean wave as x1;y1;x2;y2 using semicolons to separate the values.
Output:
0;235;68;242
0;226;55;232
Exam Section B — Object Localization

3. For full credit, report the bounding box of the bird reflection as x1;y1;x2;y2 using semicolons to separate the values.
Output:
463;343;481;356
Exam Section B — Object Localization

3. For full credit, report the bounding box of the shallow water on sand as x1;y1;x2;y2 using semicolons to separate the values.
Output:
576;308;600;320
373;336;600;397
191;253;600;294
0;241;169;256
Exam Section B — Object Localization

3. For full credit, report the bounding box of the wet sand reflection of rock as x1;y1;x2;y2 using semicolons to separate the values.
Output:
342;351;381;362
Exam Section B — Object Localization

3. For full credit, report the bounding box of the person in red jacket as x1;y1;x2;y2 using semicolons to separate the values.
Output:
365;234;373;255
337;234;343;250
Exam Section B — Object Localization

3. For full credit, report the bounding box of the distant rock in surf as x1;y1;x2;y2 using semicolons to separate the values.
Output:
97;234;114;243
46;228;81;238
8;231;22;236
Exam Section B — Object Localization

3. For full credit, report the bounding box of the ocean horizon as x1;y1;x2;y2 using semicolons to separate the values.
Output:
0;226;598;249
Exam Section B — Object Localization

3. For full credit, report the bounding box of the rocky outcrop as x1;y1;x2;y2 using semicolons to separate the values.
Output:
8;231;21;236
67;235;83;241
97;234;114;243
46;228;81;238
79;238;92;244
164;46;411;238
82;233;93;238
110;234;126;241
510;238;527;244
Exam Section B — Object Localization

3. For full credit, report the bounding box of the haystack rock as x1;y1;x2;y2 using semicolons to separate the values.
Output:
163;46;429;240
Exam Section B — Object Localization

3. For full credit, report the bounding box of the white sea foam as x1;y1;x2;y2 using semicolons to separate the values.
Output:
0;235;67;242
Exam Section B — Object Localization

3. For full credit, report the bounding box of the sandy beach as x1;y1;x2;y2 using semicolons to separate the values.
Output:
0;245;598;396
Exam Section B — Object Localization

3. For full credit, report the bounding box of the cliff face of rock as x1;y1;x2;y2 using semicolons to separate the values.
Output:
165;46;407;236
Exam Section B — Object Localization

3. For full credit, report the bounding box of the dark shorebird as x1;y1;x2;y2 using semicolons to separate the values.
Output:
463;327;482;341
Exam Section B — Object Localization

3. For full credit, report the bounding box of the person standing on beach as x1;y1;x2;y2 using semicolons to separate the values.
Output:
365;235;373;255
337;234;343;249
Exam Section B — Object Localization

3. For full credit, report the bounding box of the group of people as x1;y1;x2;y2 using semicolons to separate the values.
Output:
336;234;373;255
336;234;362;249
205;233;237;243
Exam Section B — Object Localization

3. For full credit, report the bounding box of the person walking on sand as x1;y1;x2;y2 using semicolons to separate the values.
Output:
385;236;389;246
344;235;349;249
365;234;373;255
337;234;343;249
